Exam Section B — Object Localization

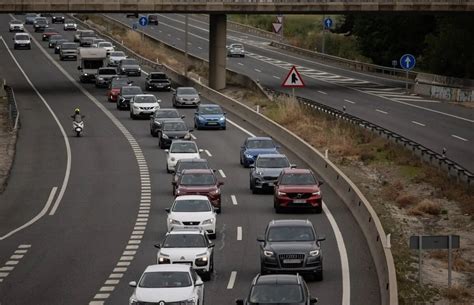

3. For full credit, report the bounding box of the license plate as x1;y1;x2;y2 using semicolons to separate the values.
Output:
267;182;274;187
207;122;218;125
283;259;301;264
293;199;306;204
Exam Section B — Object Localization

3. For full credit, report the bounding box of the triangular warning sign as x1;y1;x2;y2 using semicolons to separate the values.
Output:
272;23;282;34
281;66;305;88
276;16;283;23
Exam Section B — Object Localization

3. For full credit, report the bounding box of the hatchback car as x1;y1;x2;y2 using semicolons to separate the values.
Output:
130;94;161;119
166;195;217;238
117;85;143;110
63;19;77;31
236;274;318;305
97;41;115;54
118;58;141;76
166;140;202;173
194;104;226;130
174;169;223;213
250;154;295;193
172;159;211;194
257;219;325;281
107;77;131;102
145;72;171;91
59;42;79;60
95;67;118;88
173;87;200;108
9;20;24;32
42;31;58;41
227;43;245;57
33;17;48;32
274;169;323;213
51;14;65;23
158;119;192;149
240;137;280;168
150;108;183;137
48;34;63;48
155;227;214;280
129;264;204;305
107;51;127;67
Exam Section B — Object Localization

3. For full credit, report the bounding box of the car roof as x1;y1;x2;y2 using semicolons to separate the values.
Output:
145;264;191;273
150;71;166;75
121;85;140;90
255;274;300;285
162;118;185;123
199;104;220;108
281;168;312;174
175;195;209;201
177;158;208;164
134;94;155;97
171;140;195;144
168;227;205;235
257;153;287;158
247;136;273;141
181;169;214;175
177;87;196;90
269;219;313;227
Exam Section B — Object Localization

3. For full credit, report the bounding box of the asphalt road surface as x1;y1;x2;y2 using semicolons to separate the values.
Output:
0;14;379;305
107;13;474;173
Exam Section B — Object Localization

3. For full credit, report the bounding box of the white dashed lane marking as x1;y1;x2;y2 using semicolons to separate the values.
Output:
451;134;468;142
317;90;327;95
227;271;237;289
376;109;388;115
0;244;31;283
412;121;426;127
190;133;197;140
237;227;242;241
254;69;262;73
231;195;238;205
344;99;355;104
238;62;244;66
273;75;280;79
218;169;226;178
204;149;212;157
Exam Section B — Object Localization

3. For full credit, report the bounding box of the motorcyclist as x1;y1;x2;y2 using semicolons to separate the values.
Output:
71;108;85;122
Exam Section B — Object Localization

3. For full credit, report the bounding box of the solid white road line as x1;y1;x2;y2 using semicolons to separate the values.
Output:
218;169;226;178
0;186;57;240
237;227;242;241
1;35;71;219
205;149;212;157
227;271;237;289
376;109;388;115
451;134;468;142
190;133;197;140
227;119;256;137
273;75;280;79
254;69;262;73
231;195;238;205
317;90;328;95
344;99;355;104
412;121;426;127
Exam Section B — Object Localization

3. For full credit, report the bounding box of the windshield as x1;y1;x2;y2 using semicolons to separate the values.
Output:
267;226;315;242
199;106;223;115
139;271;192;288
99;69;117;75
134;95;157;104
111;80;129;89
250;284;304;303
232;44;243;49
163;121;187;132
178;88;197;95
172;199;212;212
155;110;179;119
50;35;62;41
61;43;77;50
163;234;207;248
150;73;167;80
180;173;215;186
110;51;125;57
121;87;142;95
83;59;104;70
170;142;197;153
81;32;96;38
247;139;275;149
98;42;112;47
11;21;22;24
256;157;289;168
121;59;137;65
281;173;316;185
177;161;209;173
65;20;74;24
15;35;29;40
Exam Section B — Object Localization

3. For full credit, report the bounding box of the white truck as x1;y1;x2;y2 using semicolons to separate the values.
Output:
77;47;107;83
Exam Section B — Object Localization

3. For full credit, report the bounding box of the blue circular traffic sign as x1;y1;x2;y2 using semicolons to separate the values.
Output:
139;16;148;26
323;17;333;29
400;54;416;70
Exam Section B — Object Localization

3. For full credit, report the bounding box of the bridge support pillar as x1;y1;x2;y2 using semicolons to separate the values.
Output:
209;14;227;90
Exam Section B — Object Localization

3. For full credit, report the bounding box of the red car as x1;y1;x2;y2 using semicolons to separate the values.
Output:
42;31;59;41
273;168;323;214
173;169;223;213
107;77;131;102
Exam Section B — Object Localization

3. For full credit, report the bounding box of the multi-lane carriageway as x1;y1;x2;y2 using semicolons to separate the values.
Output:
0;14;382;304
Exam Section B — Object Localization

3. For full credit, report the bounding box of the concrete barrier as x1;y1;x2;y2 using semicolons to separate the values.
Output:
415;73;474;103
73;15;398;305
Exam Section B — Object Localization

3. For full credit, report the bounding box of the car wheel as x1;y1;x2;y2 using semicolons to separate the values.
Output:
221;125;226;130
313;271;323;281
209;232;216;239
314;206;323;214
116;103;120;110
130;111;136;119
166;164;171;174
158;137;162;148
201;270;211;281
275;205;282;214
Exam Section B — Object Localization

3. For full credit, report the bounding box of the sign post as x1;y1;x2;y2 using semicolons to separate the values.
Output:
321;17;333;54
272;15;284;41
410;235;460;287
281;66;305;102
400;53;416;93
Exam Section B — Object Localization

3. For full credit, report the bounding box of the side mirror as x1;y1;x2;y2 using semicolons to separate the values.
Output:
317;235;326;242
195;278;204;286
129;281;137;288
310;297;318;304
249;165;255;169
218;181;224;186
154;244;161;249
223;112;227;115
208;243;215;248
199;149;204;153
165;208;170;213
171;181;177;185
276;145;281;149
236;300;244;305
181;115;185;119
164;149;169;153
257;235;265;242
290;164;297;168
318;180;324;186
77;66;82;70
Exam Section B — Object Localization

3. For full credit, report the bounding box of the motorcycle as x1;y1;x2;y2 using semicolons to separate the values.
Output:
73;118;84;137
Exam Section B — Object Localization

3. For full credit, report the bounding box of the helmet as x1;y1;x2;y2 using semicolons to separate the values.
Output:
74;108;80;114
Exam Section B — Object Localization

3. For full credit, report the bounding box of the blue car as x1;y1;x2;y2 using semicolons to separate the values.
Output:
194;104;226;130
240;137;280;168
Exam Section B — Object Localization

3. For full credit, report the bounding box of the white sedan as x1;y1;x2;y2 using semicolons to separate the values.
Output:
129;264;204;305
130;94;161;119
97;41;115;54
166;140;202;173
166;195;217;239
107;51;127;66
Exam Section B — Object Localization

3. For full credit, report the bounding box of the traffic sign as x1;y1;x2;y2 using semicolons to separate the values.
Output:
323;17;333;29
276;16;283;23
139;16;148;26
272;23;282;34
400;54;416;70
282;66;305;88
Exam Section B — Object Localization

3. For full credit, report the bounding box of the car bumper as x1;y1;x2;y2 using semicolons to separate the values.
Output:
262;264;323;274
9;28;24;32
132;109;156;116
175;100;200;107
275;197;322;209
64;26;77;31
60;53;77;60
254;178;278;190
14;43;30;49
167;223;216;235
196;120;226;129
121;70;141;76
147;83;171;90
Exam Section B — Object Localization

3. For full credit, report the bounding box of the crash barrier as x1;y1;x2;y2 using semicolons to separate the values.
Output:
72;14;398;305
4;85;19;130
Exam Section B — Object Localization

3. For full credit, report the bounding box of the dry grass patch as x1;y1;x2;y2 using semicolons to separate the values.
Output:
429;250;474;272
441;285;472;301
408;199;442;216
396;194;418;208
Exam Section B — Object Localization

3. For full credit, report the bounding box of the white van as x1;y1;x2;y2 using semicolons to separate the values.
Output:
13;33;31;50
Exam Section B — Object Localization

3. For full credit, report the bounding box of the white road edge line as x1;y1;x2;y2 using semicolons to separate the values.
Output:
451;134;468;142
411;121;426;127
227;119;256;137
231;195;238;205
376;109;388;115
227;271;237;289
1;33;71;219
344;99;355;104
218;169;226;178
237;226;242;241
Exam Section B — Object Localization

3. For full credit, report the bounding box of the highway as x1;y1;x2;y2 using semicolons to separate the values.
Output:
0;14;381;305
106;13;474;173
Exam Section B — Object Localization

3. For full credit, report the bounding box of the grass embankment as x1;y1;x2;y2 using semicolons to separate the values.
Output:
229;14;370;62
82;14;473;304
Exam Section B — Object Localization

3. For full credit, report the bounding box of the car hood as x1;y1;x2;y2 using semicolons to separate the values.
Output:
277;185;320;193
177;185;217;193
163;130;189;138
169;211;214;222
244;148;278;156
135;286;194;302
149;78;170;83
177;94;199;99
98;74;117;79
121;64;140;69
133;102;158;108
268;241;317;253
255;167;287;177
110;56;127;61
159;247;208;260
198;114;224;120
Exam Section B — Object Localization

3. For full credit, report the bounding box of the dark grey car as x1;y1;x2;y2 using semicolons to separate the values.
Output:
59;42;78;60
145;72;171;91
158;119;192;149
150;108;183;137
172;87;201;108
117;85;143;110
95;67;118;88
250;154;294;194
118;58;141;76
257;219;325;281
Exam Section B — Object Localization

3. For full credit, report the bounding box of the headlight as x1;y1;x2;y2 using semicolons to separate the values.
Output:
312;191;321;195
310;249;320;256
158;254;171;264
138;67;141;71
264;250;274;257
162;134;169;139
245;153;253;159
130;298;139;305
219;117;225;121
277;191;286;196
196;253;208;260
98;77;104;81
202;218;214;225
169;219;181;225
256;171;263;176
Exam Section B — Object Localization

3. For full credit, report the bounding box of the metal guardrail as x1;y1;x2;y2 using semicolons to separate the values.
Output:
264;88;474;187
4;85;20;131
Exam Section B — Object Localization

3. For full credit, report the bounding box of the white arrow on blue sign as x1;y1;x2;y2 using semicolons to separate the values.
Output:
139;16;148;26
324;17;333;29
400;54;416;70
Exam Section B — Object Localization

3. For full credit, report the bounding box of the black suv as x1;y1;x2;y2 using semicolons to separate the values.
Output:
117;85;143;110
236;274;318;305
51;14;65;24
157;119;192;149
145;72;171;91
148;14;159;25
257;219;325;281
150;108;183;137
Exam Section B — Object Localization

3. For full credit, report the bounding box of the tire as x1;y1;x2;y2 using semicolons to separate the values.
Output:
313;271;323;281
216;207;221;214
158;136;163;149
240;155;243;165
166;165;171;174
209;232;216;239
221;125;226;130
116;103;120;110
201;270;211;281
314;206;323;214
130;111;136;119
275;205;282;214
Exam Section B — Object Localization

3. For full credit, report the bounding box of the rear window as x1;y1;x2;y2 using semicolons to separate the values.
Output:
180;172;215;185
155;110;179;119
121;87;142;95
256;157;289;168
150;73;167;80
247;139;275;149
99;68;117;75
15;34;30;40
177;161;209;173
280;173;316;185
